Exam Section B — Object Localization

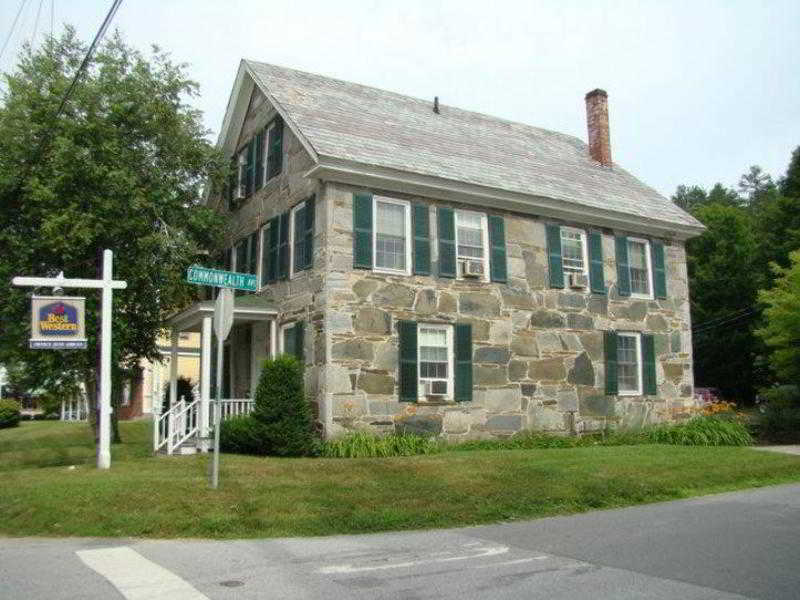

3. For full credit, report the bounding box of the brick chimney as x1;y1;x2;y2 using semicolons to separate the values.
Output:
585;89;611;166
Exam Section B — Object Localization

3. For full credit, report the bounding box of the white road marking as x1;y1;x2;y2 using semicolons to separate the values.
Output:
318;545;509;574
77;546;209;600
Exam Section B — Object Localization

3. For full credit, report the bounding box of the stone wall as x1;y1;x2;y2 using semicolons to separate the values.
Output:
219;86;329;422
321;181;694;440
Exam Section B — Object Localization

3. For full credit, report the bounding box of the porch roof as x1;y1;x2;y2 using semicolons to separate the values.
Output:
168;295;277;333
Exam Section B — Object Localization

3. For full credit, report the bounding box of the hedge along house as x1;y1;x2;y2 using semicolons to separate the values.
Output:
169;60;705;445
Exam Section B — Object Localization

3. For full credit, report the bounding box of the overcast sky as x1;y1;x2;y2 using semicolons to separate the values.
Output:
2;0;798;198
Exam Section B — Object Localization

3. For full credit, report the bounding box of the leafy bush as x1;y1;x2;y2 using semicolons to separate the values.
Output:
0;399;22;429
219;415;272;455
251;355;317;457
757;386;800;443
322;431;441;458
643;416;752;446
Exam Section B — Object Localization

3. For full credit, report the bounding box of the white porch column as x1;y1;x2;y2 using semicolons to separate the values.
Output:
200;316;212;451
270;319;277;359
169;329;178;408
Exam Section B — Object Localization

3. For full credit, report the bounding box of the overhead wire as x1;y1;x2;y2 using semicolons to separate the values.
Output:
0;0;29;65
31;0;44;45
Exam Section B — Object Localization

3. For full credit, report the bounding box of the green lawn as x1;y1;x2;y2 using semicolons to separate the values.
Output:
2;420;800;539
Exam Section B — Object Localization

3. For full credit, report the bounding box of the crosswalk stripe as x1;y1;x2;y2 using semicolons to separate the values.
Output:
77;546;209;600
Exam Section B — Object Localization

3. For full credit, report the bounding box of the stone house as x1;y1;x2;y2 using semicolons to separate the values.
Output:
167;61;704;442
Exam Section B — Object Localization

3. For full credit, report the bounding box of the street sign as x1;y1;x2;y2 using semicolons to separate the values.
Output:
186;265;257;292
29;296;88;349
213;288;234;342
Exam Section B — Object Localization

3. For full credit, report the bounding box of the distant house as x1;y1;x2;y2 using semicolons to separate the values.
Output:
165;61;703;448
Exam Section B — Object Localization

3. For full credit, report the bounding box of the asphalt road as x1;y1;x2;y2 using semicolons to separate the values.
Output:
1;483;798;599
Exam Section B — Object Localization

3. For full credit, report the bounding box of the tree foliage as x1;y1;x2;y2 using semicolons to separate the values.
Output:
756;251;800;384
0;29;225;431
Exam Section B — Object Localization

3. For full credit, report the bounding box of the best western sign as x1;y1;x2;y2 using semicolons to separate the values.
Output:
29;296;87;349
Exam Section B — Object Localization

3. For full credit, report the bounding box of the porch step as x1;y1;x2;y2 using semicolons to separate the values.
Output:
156;439;199;456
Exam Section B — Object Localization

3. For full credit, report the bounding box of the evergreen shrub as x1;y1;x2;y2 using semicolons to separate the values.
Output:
0;399;22;429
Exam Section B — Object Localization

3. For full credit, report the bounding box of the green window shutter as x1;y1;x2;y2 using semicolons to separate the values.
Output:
294;321;305;364
267;117;283;180
245;139;255;197
278;211;290;280
454;323;473;402
488;215;507;283
283;325;295;358
604;330;618;396
248;231;258;275
259;227;268;285
292;203;306;274
588;231;605;294
398;320;418;402
267;216;279;283
303;195;315;271
546;224;564;288
254;130;264;190
352;193;373;269
235;238;248;273
652;242;667;299
412;204;431;275
224;247;233;271
615;236;631;297
437;207;456;278
227;157;236;211
642;334;657;396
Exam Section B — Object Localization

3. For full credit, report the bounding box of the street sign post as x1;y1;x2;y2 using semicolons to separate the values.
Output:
186;265;256;292
211;288;234;489
12;250;127;470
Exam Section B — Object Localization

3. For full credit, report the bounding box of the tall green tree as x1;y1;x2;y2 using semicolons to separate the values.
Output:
756;250;800;384
0;29;225;442
671;185;707;212
686;204;762;400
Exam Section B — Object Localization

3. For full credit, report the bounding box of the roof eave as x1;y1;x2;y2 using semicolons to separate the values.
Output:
306;156;705;241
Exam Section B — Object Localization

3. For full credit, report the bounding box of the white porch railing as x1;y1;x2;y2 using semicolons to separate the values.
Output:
153;398;253;455
154;397;199;455
220;399;254;420
61;397;88;421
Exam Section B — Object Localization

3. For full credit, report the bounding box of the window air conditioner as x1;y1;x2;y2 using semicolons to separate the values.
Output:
424;381;448;397
568;272;589;289
461;260;485;278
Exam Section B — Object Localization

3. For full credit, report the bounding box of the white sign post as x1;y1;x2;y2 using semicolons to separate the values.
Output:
12;249;127;470
211;288;234;489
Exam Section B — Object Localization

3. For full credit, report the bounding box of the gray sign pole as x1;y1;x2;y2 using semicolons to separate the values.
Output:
211;288;234;489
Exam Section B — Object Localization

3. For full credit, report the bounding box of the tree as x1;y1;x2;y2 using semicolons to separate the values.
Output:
738;165;775;210
706;183;742;208
756;250;800;384
778;145;800;199
0;29;225;443
687;204;763;401
671;185;707;212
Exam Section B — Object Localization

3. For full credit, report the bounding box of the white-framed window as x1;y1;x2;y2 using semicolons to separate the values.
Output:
280;322;298;357
418;324;453;399
561;227;588;275
627;237;653;298
617;332;642;395
289;201;307;277
455;210;489;280
373;196;411;275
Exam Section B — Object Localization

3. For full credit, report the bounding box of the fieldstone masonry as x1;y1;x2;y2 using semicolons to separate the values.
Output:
220;87;695;441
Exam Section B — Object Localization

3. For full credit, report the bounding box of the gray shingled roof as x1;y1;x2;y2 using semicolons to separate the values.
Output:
246;61;702;231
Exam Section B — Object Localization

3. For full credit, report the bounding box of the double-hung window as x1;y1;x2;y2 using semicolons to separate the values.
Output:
373;197;411;274
560;227;588;275
418;324;453;398
627;238;653;298
279;321;304;362
617;332;642;395
455;210;489;280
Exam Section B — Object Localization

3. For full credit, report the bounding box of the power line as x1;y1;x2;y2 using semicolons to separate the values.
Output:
0;0;28;65
691;306;756;331
49;0;53;38
692;311;758;336
31;0;44;45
